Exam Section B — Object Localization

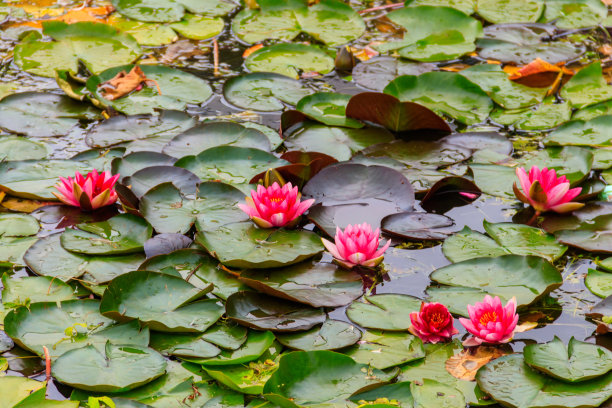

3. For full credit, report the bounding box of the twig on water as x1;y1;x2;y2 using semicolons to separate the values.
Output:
359;2;403;14
213;39;220;77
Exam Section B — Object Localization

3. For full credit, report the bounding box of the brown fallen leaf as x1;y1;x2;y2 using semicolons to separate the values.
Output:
1;197;56;213
600;44;612;56
98;66;161;101
507;58;574;88
161;40;204;63
5;5;114;29
445;346;508;381
374;16;405;36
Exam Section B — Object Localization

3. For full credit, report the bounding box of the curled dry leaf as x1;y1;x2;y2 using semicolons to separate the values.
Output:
98;66;161;101
445;346;507;381
1;197;56;213
506;58;574;88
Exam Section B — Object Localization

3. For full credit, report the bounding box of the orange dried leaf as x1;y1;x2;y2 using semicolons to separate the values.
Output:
98;66;161;101
6;5;113;29
445;346;507;381
243;44;264;58
1;197;56;213
600;44;612;56
508;58;574;88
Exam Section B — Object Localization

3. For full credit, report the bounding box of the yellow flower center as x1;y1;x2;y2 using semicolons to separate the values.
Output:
479;311;498;326
270;197;283;203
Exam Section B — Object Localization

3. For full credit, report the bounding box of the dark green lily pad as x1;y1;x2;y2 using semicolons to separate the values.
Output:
381;212;459;240
194;330;276;365
25;234;145;283
200;322;248;350
223;73;313;112
111;152;178;181
14;22;141;78
349;382;414;407
263;350;397;406
442;222;568;263
124;165;199;198
87;64;213;115
52;344;166;393
428;255;563;316
163;122;271;158
524;336;612;382
226;291;326;332
585;269;612;298
294;93;363;129
245;43;334;78
476;354;612;408
3;300;148;358
60;214;152;255
561;62;612;109
384;72;492;125
203;351;280;395
345;330;425;370
543;115;612;147
276;320;361;351
283;122;394;161
149;332;221;359
140;182;248;234
86;110;195;149
346;294;422;331
0;136;48;161
1;274;77;306
0;92;99;137
352;57;437;92
363;138;472;168
100;270;223;332
196;222;323;269
238;259;363;308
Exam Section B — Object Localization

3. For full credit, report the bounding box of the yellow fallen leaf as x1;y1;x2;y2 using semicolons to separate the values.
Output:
445;346;507;381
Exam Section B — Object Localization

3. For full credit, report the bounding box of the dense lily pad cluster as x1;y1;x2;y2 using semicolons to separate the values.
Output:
0;0;612;407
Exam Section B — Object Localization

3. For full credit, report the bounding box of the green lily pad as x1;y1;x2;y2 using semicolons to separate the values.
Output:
0;136;48;161
352;57;437;92
193;330;276;365
349;382;414;406
294;0;365;46
14;22;141;78
379;6;482;62
196;222;323;269
443;222;568;263
139;248;249;300
345;330;425;370
428;255;563;316
543;115;612;147
363;138;472;168
524;336;612;382
408;0;475;14
0;92;99;137
585;269;612;298
293;93;363;128
111;0;185;22
459;64;547;109
87;64;213;115
25;234;145;283
169;14;224;40
410;380;466;408
346;294;422;331
123;165;199;198
163;122;271;158
111;152;178;181
226;291;326;332
245;43;334;79
1;274;77;306
203;352;280;395
175;146;288;189
573;100;612;121
263;350;397;407
200;322;248;350
0;236;37;267
100;270;223;332
0;213;39;237
276;320;361;351
491;100;572;130
0;377;46;408
223;73;313;112
107;15;178;46
476;354;612;408
381;212;459;240
560;62;612;109
60;214;152;256
283;122;394;161
86;110;196;149
3;300;148;359
179;0;238;16
476;0;543;23
149;331;221;359
52;343;167;393
477;23;585;64
384;72;492;125
542;0;607;29
238;259;363;308
11;387;80;407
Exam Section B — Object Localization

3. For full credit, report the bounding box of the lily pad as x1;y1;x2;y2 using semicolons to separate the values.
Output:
263;350;397;407
384;72;493;125
169;14;224;40
0;213;39;237
560;62;612;109
352;57;437;92
476;354;612;408
0;136;48;161
163;122;271;158
245;44;334;79
123;165;199;198
196;222;323;269
293;93;363;129
14;22;141;78
60;214;152;256
203;351;280;395
379;6;482;62
194;330;276;366
442;222;568;263
585;269;612;298
276;320;361;351
87;64;213;115
0;377;46;408
491;100;572;130
428;255;563;316
149;332;221;359
1;274;77;306
543;115;612;147
238;259;363;308
107;15;178;46
344;330;425;370
100;270;223;332
111;152;178;181
476;0;544;23
346;294;422;331
524;336;612;382
408;0;475;14
223;73;313;112
226;291;326;332
542;0;607;29
0;236;37;267
52;344;166;393
111;0;185;22
0;92;99;137
381;212;459;240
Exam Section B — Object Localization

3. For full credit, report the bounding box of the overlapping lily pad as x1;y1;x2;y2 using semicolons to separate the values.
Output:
346;294;422;331
476;0;543;23
543;115;612;147
1;274;76;305
293;92;363;129
585;269;612;298
0;136;48;161
195;330;276;365
560;62;612;109
276;320;361;351
345;330;425;370
381;212;459;240
245;44;334;78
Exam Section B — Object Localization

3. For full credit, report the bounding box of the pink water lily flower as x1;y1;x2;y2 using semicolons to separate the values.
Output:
459;295;518;347
53;170;119;211
513;166;583;214
321;223;391;269
238;182;314;228
409;302;458;344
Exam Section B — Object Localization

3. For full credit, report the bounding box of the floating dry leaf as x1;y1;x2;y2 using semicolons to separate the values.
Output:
1;197;56;213
161;40;204;63
445;346;507;381
506;58;574;88
98;66;161;101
